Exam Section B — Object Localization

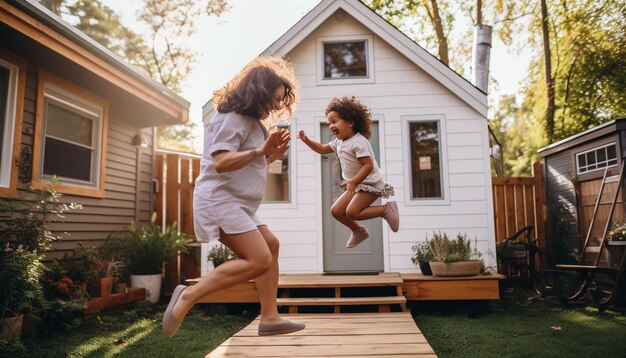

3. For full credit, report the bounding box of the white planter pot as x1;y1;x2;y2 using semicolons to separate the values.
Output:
130;274;162;304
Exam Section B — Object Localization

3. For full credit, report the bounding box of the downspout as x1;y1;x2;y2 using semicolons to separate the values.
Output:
471;24;492;94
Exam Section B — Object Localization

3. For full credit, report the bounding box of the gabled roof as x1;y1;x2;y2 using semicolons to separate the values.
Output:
262;0;487;116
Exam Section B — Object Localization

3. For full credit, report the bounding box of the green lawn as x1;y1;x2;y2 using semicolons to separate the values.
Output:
2;291;625;358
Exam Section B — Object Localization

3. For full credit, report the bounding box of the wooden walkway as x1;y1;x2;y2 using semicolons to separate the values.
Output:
205;312;436;357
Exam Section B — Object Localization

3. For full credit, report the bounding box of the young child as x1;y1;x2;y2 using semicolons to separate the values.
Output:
298;96;399;248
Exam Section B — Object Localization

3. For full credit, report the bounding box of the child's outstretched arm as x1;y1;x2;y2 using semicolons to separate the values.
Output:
297;130;333;154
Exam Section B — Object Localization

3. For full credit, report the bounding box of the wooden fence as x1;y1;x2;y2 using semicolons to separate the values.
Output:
154;150;201;291
155;152;547;282
491;161;546;275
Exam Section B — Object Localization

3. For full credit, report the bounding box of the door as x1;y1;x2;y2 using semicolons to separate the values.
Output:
321;122;384;272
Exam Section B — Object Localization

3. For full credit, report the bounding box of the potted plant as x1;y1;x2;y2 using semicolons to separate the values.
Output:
411;241;433;275
207;243;237;269
426;232;483;277
120;213;190;303
74;243;124;298
607;221;626;266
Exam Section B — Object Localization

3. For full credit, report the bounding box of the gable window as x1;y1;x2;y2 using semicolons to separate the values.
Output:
576;143;617;175
409;121;443;199
0;52;26;197
317;35;375;85
263;123;291;202
32;70;108;198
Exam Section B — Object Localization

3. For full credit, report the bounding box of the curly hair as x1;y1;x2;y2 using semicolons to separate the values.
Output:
324;96;372;139
213;56;300;128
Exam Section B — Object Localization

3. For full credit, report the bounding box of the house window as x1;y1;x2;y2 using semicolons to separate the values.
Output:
317;35;375;85
32;70;108;198
263;124;290;202
409;121;442;199
576;143;618;175
0;53;25;197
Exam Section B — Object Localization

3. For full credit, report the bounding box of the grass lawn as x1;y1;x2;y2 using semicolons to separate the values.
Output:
412;291;626;358
2;287;625;357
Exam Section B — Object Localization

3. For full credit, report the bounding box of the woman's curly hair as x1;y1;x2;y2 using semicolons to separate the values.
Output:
213;56;300;128
325;96;372;139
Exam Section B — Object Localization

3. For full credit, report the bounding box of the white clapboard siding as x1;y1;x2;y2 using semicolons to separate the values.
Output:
199;0;496;273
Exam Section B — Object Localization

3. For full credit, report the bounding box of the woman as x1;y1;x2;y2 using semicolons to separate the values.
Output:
163;56;303;337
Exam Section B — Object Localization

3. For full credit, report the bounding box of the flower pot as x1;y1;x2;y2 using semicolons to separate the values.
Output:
117;282;127;294
99;277;114;297
130;274;162;304
1;314;24;342
607;241;626;267
429;260;482;277
418;260;432;275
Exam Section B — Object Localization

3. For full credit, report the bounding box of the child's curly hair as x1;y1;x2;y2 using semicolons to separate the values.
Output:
324;96;372;139
213;56;300;128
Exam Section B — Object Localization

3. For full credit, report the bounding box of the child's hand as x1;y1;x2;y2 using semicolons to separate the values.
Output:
297;130;308;142
344;181;357;195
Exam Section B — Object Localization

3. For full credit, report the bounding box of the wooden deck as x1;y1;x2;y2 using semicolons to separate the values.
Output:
205;312;437;357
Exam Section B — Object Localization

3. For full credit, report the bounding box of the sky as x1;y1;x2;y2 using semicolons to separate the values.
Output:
104;0;532;153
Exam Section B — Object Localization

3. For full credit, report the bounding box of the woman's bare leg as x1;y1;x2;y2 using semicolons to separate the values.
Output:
171;229;272;322
254;225;289;325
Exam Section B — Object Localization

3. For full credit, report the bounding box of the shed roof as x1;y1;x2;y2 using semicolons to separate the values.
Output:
538;118;626;157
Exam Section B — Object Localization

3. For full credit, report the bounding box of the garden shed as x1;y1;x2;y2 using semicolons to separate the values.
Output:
0;0;189;260
201;0;497;274
538;118;626;264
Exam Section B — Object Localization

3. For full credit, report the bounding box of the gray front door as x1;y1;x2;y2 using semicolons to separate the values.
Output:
321;122;384;272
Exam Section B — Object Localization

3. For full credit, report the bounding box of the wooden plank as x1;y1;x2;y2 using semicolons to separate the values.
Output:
514;184;525;230
165;154;179;227
403;279;500;300
492;177;534;186
154;154;164;226
277;296;406;306
505;185;515;237
493;185;506;243
195;282;260;303
206;313;435;357
278;272;403;287
180;159;193;235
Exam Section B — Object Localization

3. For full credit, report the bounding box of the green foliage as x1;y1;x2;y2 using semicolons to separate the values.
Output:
0;188;80;320
426;231;482;263
411;241;434;264
120;213;191;275
207;243;237;267
607;222;626;242
0;249;45;320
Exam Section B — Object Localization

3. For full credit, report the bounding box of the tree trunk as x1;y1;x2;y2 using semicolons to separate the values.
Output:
476;0;482;25
541;0;555;143
425;0;449;65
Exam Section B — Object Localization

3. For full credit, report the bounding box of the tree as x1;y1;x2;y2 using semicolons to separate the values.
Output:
38;0;229;153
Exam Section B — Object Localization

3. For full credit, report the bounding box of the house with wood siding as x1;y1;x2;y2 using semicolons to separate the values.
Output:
202;0;497;274
0;0;189;260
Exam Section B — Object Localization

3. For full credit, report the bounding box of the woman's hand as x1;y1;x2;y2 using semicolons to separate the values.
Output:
344;181;357;195
262;128;290;159
297;130;308;143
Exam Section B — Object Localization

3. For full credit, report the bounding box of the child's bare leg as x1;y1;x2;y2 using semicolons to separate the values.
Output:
330;192;362;231
345;192;383;221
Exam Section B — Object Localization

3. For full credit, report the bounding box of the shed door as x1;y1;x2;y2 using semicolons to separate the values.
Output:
321;122;384;272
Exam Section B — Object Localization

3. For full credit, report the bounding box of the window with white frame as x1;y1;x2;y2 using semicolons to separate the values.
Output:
35;80;106;195
263;123;291;202
576;143;618;175
409;121;443;199
317;35;374;85
0;59;19;190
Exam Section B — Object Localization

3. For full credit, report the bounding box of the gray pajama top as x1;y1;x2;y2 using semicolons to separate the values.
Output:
193;111;269;243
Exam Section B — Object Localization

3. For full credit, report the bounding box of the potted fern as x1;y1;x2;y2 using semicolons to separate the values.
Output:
426;232;483;277
120;213;190;303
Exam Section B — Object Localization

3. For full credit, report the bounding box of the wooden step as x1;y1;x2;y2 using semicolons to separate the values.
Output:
277;296;406;314
277;296;406;306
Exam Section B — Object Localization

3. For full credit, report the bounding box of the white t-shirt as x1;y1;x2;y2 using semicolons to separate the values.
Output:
329;132;384;185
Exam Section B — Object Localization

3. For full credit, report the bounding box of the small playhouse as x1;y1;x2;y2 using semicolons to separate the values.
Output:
201;0;496;275
539;118;626;265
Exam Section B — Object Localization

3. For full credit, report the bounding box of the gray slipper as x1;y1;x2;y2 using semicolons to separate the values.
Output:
258;320;305;336
162;284;187;337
